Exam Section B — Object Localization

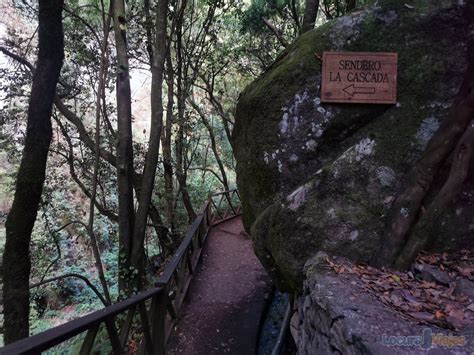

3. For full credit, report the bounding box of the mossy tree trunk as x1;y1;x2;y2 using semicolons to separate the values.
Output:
112;0;136;296
2;0;64;343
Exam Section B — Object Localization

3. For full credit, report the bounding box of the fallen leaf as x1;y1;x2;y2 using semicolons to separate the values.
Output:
448;308;465;321
401;290;421;306
391;274;401;282
410;311;435;322
421;281;437;288
457;267;473;277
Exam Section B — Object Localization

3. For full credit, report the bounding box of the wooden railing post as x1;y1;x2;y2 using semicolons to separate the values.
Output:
119;304;137;350
150;286;167;355
79;324;100;355
207;189;241;226
138;301;153;354
105;317;122;354
207;201;211;226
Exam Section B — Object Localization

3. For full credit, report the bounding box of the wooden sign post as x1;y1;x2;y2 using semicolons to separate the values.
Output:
321;52;398;104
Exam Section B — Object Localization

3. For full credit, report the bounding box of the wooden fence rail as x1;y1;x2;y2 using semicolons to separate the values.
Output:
0;190;241;355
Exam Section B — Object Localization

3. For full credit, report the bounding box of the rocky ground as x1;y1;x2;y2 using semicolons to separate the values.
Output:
293;251;474;354
327;250;474;331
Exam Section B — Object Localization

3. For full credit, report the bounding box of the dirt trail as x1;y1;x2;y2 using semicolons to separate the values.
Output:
167;217;272;355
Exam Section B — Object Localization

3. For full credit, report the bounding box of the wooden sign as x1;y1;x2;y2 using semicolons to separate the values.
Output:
321;52;398;104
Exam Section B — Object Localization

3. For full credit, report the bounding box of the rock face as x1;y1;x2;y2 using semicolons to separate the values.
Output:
295;254;474;355
233;0;474;291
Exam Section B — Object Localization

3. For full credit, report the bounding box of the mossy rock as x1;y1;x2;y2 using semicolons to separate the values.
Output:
233;0;472;291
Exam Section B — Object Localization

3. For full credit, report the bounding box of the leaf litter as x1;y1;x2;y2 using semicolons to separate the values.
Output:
325;249;474;330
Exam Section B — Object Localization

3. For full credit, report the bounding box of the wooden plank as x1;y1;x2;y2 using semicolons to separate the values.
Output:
167;300;178;319
197;218;205;247
175;259;187;296
119;305;137;350
173;272;193;315
79;324;99;355
321;51;398;104
104;317;121;354
210;199;221;219
186;249;193;275
173;268;181;287
150;291;167;355
226;191;237;215
138;301;153;355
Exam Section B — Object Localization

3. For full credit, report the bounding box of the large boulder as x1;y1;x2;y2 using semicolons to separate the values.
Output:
233;0;474;291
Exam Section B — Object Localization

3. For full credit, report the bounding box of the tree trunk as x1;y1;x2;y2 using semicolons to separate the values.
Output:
175;13;196;223
189;99;230;191
373;2;474;269
290;0;300;30
55;97;170;255
373;66;474;268
346;0;356;13
2;0;64;343
263;17;288;47
130;0;169;289
300;0;320;34
394;120;474;270
178;175;196;222
198;74;234;148
112;0;136;295
163;53;175;230
1;29;172;277
87;0;113;305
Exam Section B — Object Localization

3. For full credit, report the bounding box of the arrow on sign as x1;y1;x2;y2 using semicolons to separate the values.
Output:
343;84;376;96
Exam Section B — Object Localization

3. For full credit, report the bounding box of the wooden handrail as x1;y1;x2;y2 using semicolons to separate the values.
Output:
0;190;241;355
0;285;166;354
157;213;205;285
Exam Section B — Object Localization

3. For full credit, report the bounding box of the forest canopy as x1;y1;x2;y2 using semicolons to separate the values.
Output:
0;0;362;346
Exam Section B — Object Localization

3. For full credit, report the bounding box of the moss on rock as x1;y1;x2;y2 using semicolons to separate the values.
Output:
233;0;471;291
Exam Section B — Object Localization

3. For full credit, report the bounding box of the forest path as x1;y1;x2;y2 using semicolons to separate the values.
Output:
167;216;272;355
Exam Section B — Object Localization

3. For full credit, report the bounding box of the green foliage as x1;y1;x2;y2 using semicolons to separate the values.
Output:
241;0;295;33
0;0;323;346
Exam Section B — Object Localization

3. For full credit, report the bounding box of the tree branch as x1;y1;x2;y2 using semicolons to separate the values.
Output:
30;273;108;307
262;17;288;47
